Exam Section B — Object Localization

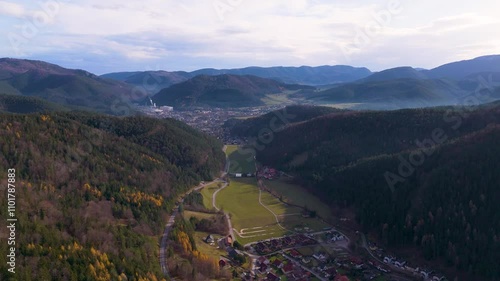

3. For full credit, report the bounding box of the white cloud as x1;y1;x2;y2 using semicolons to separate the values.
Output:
0;0;499;73
0;1;26;17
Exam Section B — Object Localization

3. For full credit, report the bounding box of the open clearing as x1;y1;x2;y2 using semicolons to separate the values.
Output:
261;93;292;106
211;145;334;244
263;179;333;220
199;182;223;210
183;210;216;221
225;145;256;174
215;178;288;244
213;178;330;244
193;231;226;260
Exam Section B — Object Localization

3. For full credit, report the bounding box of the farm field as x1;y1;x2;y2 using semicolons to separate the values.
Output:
215;178;288;244
214;145;334;245
225;145;256;174
263;179;333;220
214;177;331;245
261;93;292;106
281;215;331;232
259;191;303;216
199;182;223;210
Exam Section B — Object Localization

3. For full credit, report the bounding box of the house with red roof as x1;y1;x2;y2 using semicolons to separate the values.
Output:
272;259;283;269
259;263;269;274
266;272;281;281
334;275;349;281
282;263;295;274
289;249;301;258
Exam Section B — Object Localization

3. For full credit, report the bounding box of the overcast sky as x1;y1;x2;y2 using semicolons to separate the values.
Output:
1;0;499;74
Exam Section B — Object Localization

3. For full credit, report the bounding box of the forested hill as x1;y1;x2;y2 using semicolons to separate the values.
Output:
0;94;70;114
0;58;139;115
254;103;500;280
257;104;500;169
224;105;343;137
151;74;314;108
0;112;225;280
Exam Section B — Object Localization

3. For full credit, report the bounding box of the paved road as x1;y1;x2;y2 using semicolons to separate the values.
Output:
211;180;235;241
159;180;224;277
360;233;418;280
212;181;228;211
282;253;328;281
159;206;179;276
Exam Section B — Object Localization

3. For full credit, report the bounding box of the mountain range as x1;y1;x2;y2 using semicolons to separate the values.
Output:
302;56;500;109
101;65;372;90
1;55;500;114
151;74;314;108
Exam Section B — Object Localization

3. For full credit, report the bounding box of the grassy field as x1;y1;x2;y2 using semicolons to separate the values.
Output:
281;215;331;232
214;177;330;244
263;179;333;220
261;93;292;106
183;210;216;221
315;102;365;109
217;145;334;244
259;191;303;216
199;182;223;210
226;145;256;174
215;178;290;244
193;231;226;260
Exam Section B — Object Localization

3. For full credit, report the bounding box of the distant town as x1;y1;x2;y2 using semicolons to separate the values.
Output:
136;103;289;142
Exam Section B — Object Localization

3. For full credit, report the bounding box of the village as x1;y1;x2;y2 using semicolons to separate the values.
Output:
136;103;287;141
164;118;451;281
204;162;451;281
207;215;450;281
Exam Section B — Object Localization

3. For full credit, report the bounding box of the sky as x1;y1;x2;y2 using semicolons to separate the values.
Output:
0;0;499;74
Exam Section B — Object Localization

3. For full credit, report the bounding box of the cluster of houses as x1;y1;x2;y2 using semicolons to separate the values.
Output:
251;234;317;255
257;167;280;180
256;254;313;281
371;242;448;281
287;247;371;280
205;234;233;247
321;231;346;243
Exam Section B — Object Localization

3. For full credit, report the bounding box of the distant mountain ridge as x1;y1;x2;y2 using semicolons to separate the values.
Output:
151;74;314;108
426;55;500;79
360;67;429;82
102;65;373;88
297;55;500;109
0;58;140;114
301;78;469;109
3;55;500;113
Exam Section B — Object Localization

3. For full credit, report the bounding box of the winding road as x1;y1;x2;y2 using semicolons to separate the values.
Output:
211;181;235;242
159;180;222;277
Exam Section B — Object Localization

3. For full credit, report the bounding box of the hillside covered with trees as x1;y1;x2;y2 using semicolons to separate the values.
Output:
0;112;225;280
224;105;343;137
151;74;314;108
252;102;500;280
